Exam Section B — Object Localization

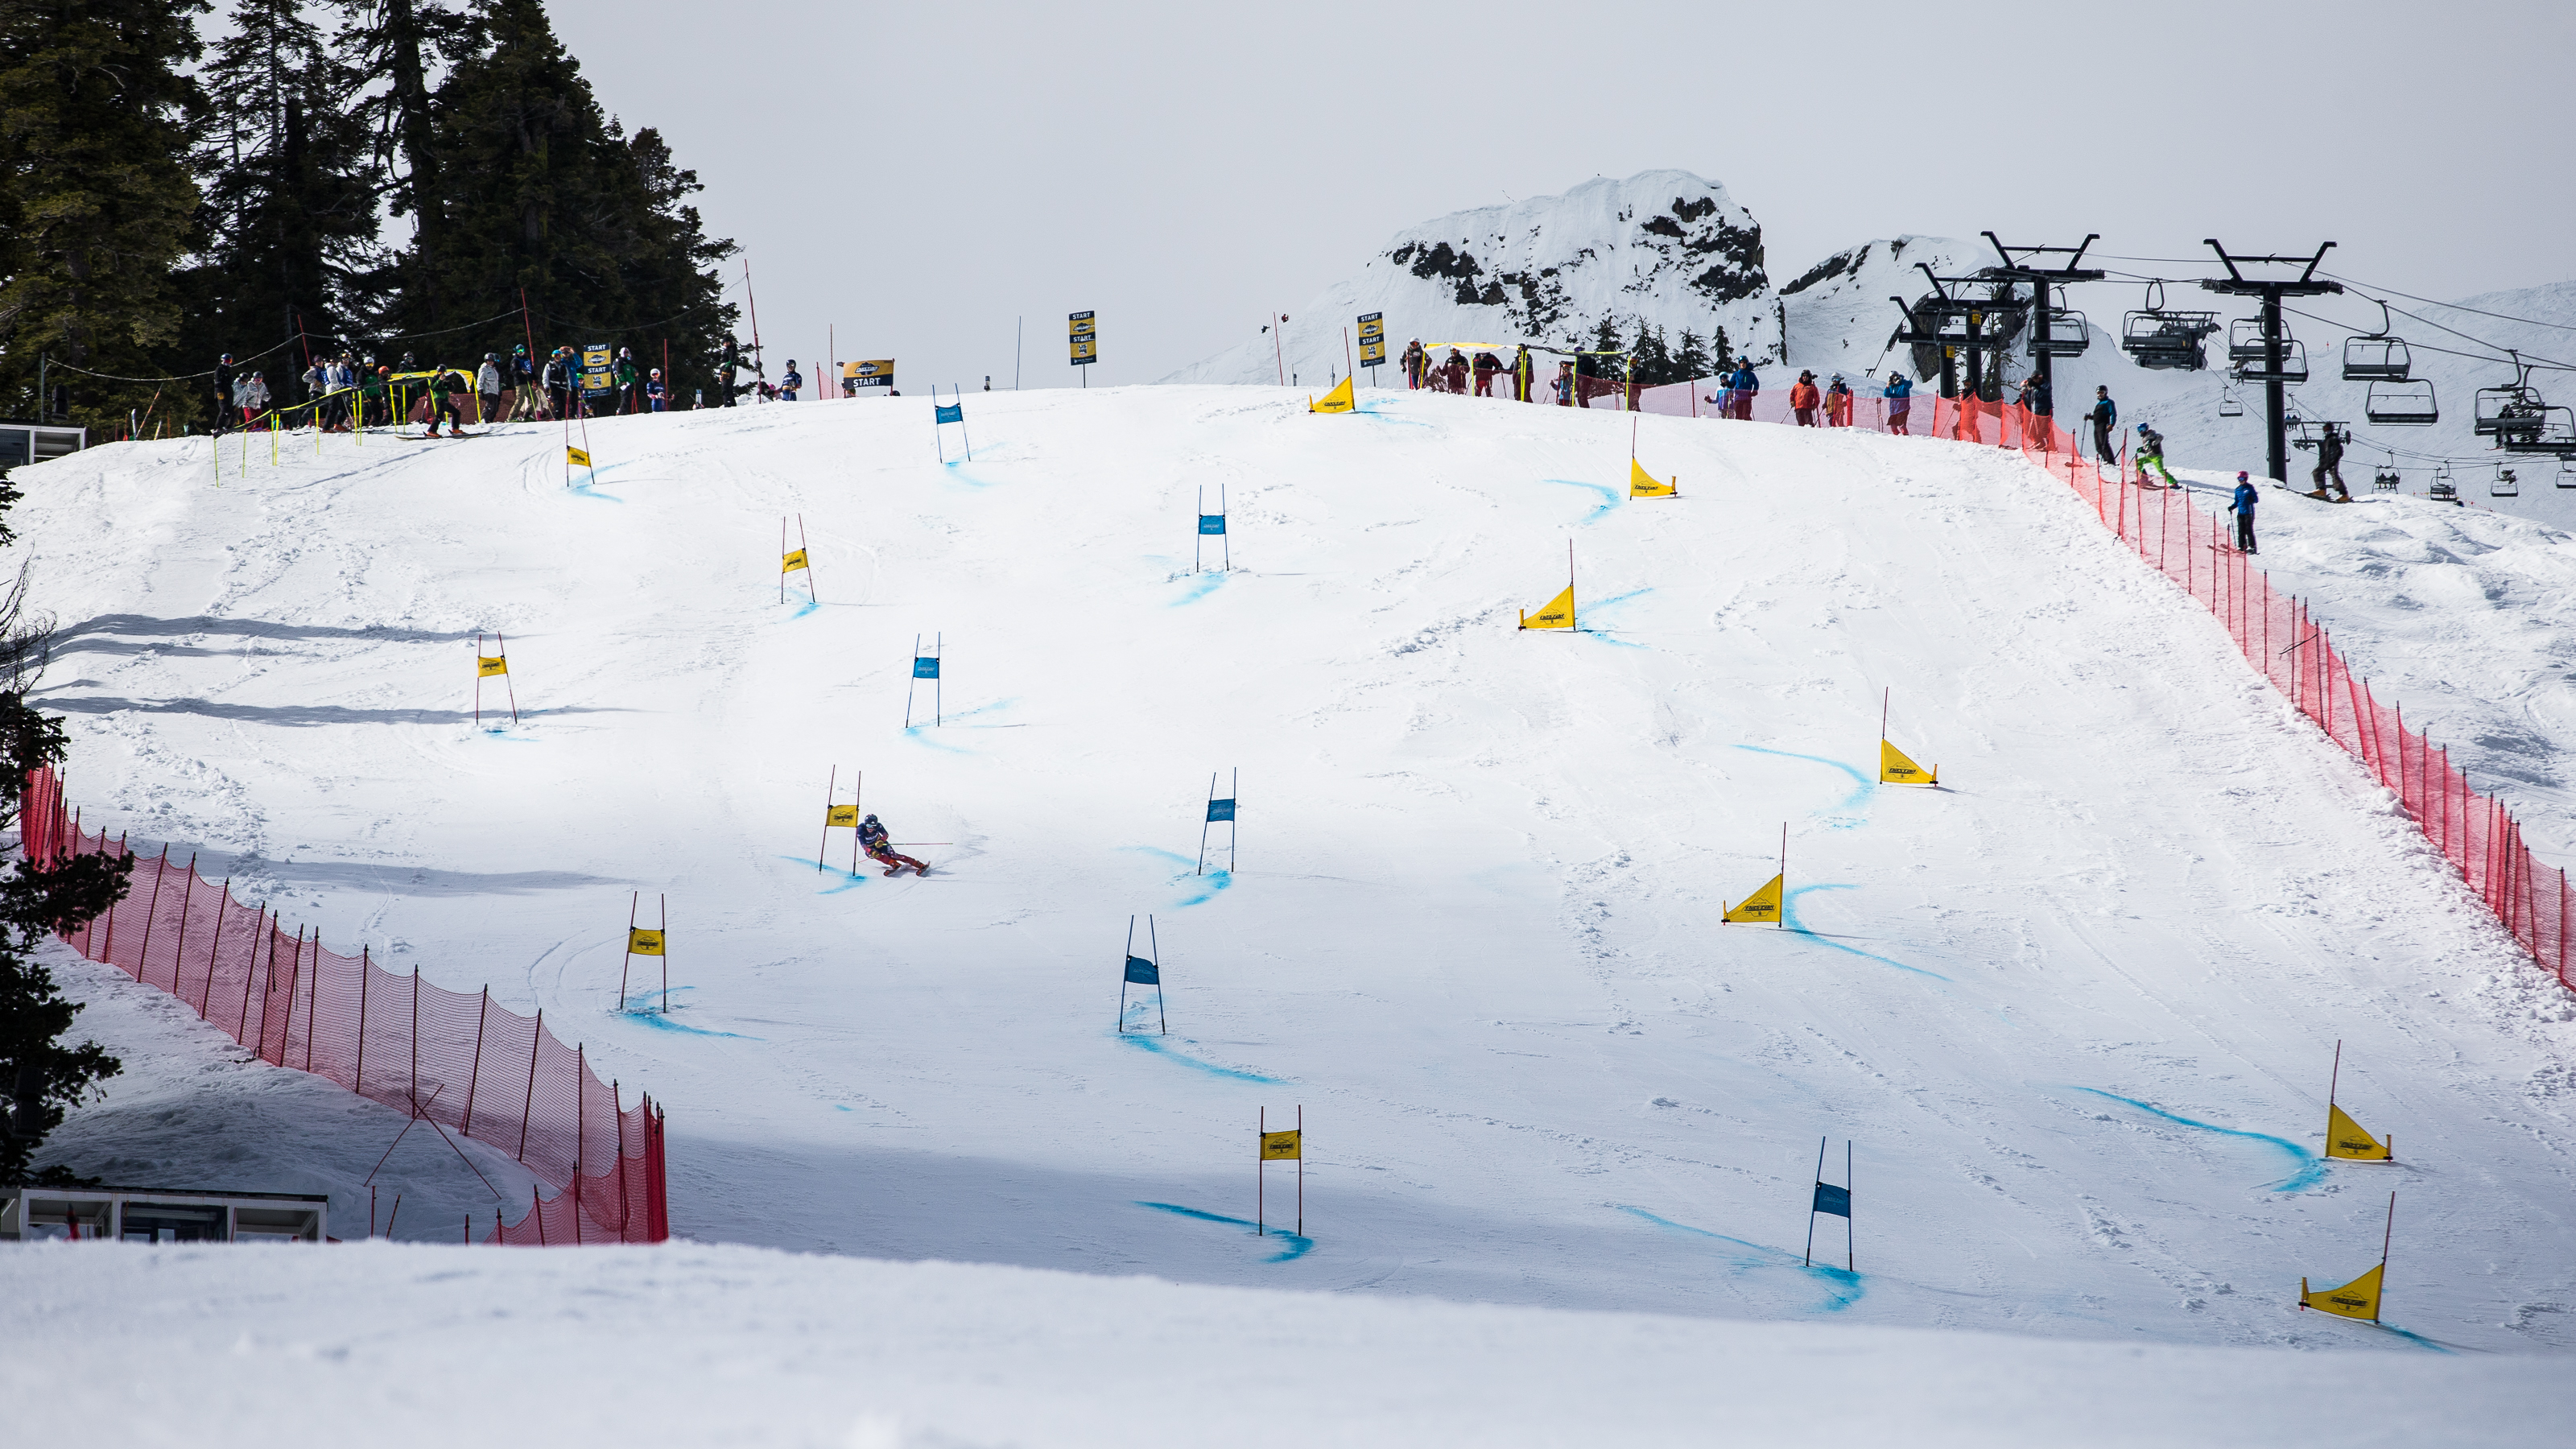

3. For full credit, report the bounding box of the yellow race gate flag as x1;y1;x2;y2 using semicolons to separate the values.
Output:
2326;1103;2392;1161
1520;584;1576;631
1629;458;1678;497
477;655;509;677
782;547;810;574
1309;376;1356;414
825;803;860;828
626;927;666;956
1260;1129;1303;1160
1724;873;1785;925
1879;739;1938;786
567;445;591;468
2299;1262;2384;1322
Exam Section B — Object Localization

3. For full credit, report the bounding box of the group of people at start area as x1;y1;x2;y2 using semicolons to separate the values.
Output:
205;343;682;439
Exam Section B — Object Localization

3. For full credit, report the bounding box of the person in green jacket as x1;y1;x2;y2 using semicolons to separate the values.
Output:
426;366;471;437
613;348;639;414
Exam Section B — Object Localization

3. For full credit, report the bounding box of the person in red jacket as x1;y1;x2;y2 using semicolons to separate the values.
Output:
1790;370;1822;426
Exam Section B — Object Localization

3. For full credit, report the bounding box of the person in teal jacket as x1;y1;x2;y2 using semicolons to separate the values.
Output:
2089;386;2119;463
1883;372;1913;435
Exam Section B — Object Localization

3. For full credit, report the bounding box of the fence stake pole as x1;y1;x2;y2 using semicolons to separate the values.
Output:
518;1009;542;1162
285;927;306;1070
303;928;319;1071
411;966;422;1113
170;857;197;997
199;880;230;1015
355;944;371;1093
101;831;128;964
463;986;489;1137
575;1045;587;1242
615;1080;630;1239
234;906;262;1042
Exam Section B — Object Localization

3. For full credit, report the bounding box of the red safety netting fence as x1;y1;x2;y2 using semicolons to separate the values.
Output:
16;768;670;1243
1647;379;2574;989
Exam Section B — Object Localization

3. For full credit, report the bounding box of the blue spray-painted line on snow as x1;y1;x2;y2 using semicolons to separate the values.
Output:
1537;477;1622;524
773;855;873;893
1135;1201;1314;1261
1576;587;1654;648
1353;403;1431;427
1614;1206;1864;1311
1736;745;1876;819
2368;1323;2454;1354
1168;572;1228;607
778;599;820;620
939;463;1002;489
1119;846;1235;907
2071;1088;2326;1192
1777;885;1950;980
618;999;756;1040
1117;1030;1282;1084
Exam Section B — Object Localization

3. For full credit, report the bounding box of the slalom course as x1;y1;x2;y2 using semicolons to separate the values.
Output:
13;386;2576;1352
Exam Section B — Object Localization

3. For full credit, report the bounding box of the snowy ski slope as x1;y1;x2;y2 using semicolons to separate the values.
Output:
12;388;2576;1364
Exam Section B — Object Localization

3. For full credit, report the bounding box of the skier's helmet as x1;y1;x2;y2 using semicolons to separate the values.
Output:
862;814;878;826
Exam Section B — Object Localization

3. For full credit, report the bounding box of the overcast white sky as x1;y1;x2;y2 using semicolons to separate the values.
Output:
549;0;2574;391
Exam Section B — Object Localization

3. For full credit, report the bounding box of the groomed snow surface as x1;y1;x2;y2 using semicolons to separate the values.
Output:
6;387;2574;1442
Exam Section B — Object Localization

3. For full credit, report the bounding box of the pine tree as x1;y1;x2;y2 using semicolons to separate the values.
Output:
0;499;132;1183
180;0;383;379
1674;329;1714;383
0;0;210;431
404;0;735;397
334;0;467;335
1629;322;1677;386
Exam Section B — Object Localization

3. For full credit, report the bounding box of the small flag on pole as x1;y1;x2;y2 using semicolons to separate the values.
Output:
1308;376;1356;413
1878;739;1936;785
568;445;591;468
825;803;860;828
1119;914;1166;1034
1260;1129;1302;1160
1124;956;1160;985
1629;458;1678;498
626;927;665;956
782;547;810;574
2326;1104;2390;1161
2298;1264;2385;1321
477;655;509;678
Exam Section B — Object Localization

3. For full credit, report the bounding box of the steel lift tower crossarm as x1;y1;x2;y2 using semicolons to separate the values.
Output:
1982;232;2104;419
2198;240;2343;488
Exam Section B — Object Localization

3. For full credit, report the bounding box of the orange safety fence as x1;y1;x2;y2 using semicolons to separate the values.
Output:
16;767;671;1243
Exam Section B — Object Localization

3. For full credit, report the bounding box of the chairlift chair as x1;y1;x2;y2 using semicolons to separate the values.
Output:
2429;463;2458;503
2365;378;2438;426
2228;317;2289;364
2493;466;2520;497
2231;336;2310;384
2499;405;2576;456
2475;382;2548;442
2218;387;2245;419
2343;302;2414;381
2118;282;2218;371
2373;465;2401;493
2557;459;2576;489
2030;301;2091;357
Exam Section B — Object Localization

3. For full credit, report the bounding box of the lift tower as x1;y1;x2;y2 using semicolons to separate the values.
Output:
2199;241;2341;487
1888;263;2030;401
1980;232;2103;422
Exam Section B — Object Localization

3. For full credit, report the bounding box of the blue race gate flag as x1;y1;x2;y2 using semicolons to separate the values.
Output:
1198;514;1227;535
935;402;964;424
1812;1181;1852;1218
1206;798;1236;822
913;657;940;679
1124;956;1160;985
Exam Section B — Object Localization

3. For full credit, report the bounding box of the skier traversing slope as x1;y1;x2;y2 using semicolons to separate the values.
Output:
857;815;928;877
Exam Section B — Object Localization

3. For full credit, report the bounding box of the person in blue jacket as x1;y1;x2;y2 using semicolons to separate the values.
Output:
1883;371;1913;435
780;360;803;402
1725;361;1760;419
2089;386;2119;464
2230;471;2259;553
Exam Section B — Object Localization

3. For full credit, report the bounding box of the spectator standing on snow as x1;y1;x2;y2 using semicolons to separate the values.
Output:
780;360;803;402
1726;361;1760;419
1552;360;1574;406
211;353;237;436
510;345;539;419
2312;423;2349;501
1403;339;1426;390
1825;374;1852;427
2230;472;2259;554
1511;345;1535;402
477;353;503;425
646;369;667;411
1790;370;1821;426
2089;386;2118;464
1883;373;1913;436
541;349;569;420
237;372;269;425
613;348;638;413
1472;349;1501;397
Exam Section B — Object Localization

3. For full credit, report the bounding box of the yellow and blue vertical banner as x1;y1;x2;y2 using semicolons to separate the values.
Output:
1069;312;1097;370
1357;312;1386;373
